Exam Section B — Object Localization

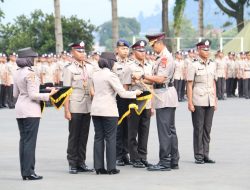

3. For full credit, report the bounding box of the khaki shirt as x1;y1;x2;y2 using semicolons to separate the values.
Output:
243;60;250;79
0;63;5;84
236;59;246;79
226;59;236;78
187;58;216;106
63;61;92;113
174;59;185;80
123;59;153;109
91;68;136;117
215;58;227;78
41;63;56;84
5;61;18;85
13;67;50;118
112;57;133;84
184;57;193;80
153;47;178;109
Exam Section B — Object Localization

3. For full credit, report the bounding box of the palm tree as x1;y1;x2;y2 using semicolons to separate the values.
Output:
198;0;204;37
162;0;172;51
111;0;118;49
54;0;63;54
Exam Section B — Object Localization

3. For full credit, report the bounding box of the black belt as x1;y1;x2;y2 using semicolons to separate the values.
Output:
153;83;173;89
153;83;166;89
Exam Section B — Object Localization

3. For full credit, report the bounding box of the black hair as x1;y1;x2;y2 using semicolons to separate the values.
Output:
98;58;114;70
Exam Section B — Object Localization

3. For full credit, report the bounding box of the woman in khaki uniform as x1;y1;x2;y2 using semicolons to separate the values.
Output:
13;47;57;180
91;58;141;175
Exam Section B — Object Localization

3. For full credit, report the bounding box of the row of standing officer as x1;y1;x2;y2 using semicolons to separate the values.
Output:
214;50;250;99
0;53;18;108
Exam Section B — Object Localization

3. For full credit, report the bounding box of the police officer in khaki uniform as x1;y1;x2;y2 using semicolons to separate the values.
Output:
63;41;93;174
91;58;142;175
13;47;57;180
144;33;179;171
0;53;8;108
123;40;153;168
215;50;227;100
174;51;185;101
112;39;133;166
236;52;246;97
187;39;217;164
243;51;250;99
226;52;237;97
6;53;18;108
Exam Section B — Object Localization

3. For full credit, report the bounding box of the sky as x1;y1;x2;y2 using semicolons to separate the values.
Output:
1;0;175;26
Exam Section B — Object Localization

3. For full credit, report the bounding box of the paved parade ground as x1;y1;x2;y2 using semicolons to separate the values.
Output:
0;98;250;190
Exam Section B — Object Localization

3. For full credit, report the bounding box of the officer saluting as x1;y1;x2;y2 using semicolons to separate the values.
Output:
187;39;217;164
143;33;180;171
63;41;93;174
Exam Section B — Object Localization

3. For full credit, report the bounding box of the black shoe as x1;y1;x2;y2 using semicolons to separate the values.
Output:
141;159;153;167
204;158;216;164
171;164;179;169
69;166;78;174
195;159;205;164
107;169;120;175
147;164;171;171
96;168;108;175
116;159;125;166
123;156;132;165
22;174;43;180
77;164;94;172
132;160;145;168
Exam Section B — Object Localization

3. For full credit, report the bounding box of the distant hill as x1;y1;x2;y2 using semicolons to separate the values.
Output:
137;0;249;34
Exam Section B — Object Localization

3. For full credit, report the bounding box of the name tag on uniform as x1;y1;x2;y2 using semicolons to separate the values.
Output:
117;68;123;71
73;74;83;80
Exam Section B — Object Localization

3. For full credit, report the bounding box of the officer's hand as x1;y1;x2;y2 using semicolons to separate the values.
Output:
64;110;72;121
188;102;195;112
49;88;58;96
214;99;218;111
150;108;155;116
132;73;142;80
135;90;143;96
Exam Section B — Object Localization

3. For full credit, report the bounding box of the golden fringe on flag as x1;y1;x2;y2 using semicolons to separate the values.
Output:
118;91;152;125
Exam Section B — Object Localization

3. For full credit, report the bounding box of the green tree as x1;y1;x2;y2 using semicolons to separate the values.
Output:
0;9;97;54
99;17;140;51
215;0;250;32
0;0;4;22
173;0;186;37
162;0;172;51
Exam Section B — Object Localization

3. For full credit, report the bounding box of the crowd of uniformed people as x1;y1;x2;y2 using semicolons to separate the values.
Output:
1;33;250;180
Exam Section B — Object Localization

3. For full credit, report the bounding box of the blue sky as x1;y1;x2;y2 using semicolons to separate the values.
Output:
1;0;175;26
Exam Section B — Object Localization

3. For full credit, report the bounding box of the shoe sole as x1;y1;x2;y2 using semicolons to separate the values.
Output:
147;168;171;171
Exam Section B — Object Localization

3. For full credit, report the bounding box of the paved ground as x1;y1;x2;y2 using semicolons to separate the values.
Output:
0;98;250;190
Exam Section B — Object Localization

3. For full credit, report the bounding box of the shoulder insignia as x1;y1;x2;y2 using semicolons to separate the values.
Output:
28;67;34;72
65;63;72;68
161;57;167;67
27;72;36;83
192;58;198;62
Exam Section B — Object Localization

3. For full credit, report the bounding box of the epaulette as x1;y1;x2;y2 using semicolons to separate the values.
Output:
28;67;34;72
192;58;198;62
129;58;134;62
64;63;72;68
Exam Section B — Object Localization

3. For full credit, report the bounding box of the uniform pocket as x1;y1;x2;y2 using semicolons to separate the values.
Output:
70;94;84;102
